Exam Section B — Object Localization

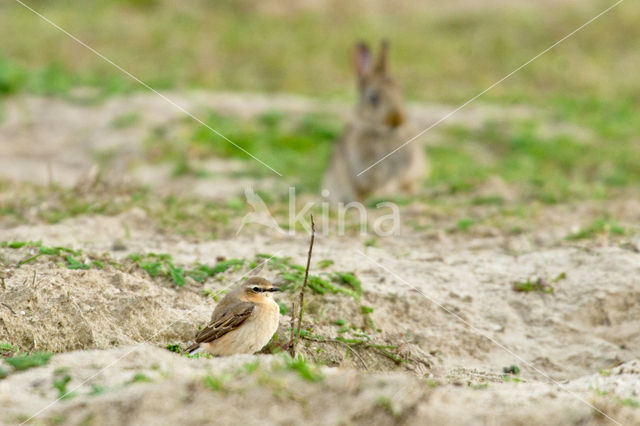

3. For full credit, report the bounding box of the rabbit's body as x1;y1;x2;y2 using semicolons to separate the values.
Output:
323;41;427;203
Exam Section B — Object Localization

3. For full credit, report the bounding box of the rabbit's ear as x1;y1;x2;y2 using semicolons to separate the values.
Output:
353;42;372;81
375;39;390;76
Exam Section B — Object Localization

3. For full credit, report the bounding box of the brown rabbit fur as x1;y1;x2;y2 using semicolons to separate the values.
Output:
322;40;427;203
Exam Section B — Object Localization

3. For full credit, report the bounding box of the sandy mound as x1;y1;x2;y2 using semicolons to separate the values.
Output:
1;345;638;425
0;265;205;353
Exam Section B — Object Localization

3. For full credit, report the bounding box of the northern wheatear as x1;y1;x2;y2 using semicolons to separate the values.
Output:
186;277;281;356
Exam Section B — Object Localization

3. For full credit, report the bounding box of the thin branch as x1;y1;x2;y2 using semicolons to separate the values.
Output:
288;300;296;356
302;335;404;366
1;302;16;315
292;214;315;357
301;335;369;370
341;342;369;371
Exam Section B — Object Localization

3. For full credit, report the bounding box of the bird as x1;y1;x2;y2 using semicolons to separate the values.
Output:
186;277;282;356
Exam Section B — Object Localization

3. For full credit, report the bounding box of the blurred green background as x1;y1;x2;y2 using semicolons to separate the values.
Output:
1;0;639;205
2;0;639;104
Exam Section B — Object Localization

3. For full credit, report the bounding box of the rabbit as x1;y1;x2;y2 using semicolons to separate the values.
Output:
322;40;427;204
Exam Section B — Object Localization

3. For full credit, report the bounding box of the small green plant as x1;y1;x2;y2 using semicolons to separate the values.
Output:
280;354;324;382
5;352;52;371
89;384;108;396
512;278;554;293
364;238;379;248
334;272;362;296
375;396;399;417
128;252;189;286
456;217;475;232
566;218;625;240
52;372;76;400
212;258;245;274
242;361;260;374
317;259;334;269
259;254;361;300
0;342;16;356
129;373;152;384
187;264;215;283
502;365;520;375
202;374;227;392
619;397;640;408
2;241;108;271
277;302;290;315
65;255;90;270
166;343;181;353
360;306;374;315
110;112;141;129
502;365;522;382
512;272;565;293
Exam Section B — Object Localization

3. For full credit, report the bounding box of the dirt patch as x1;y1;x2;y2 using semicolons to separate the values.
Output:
1;345;638;425
1;93;639;424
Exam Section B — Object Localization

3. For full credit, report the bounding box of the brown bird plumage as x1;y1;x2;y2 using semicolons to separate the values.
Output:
186;277;281;356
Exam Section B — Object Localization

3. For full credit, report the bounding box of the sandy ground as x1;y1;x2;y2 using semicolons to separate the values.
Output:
0;93;639;425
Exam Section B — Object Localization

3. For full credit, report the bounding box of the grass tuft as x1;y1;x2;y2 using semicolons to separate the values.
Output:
5;352;52;371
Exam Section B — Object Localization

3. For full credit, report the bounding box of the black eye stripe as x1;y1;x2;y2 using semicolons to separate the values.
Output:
250;285;277;293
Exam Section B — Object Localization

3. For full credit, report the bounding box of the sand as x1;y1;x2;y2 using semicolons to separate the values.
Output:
0;93;639;425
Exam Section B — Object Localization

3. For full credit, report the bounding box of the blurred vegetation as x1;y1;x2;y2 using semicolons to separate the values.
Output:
1;0;639;108
0;0;639;226
146;110;339;191
143;106;640;201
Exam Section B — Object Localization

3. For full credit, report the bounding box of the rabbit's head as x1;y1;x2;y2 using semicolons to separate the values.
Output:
352;40;406;129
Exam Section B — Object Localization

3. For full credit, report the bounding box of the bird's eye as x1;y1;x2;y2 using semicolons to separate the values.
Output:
252;286;261;293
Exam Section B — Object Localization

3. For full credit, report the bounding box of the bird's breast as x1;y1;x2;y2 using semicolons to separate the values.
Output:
204;299;280;356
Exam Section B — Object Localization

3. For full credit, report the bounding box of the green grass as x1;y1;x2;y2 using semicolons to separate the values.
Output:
165;343;181;353
566;218;625;240
619;397;640;408
1;0;639;213
110;111;141;129
202;374;227;393
52;372;76;400
212;258;245;274
456;217;475;232
147;110;339;191
280;354;324;383
0;181;149;226
0;342;17;355
317;259;334;269
429;119;640;200
0;241;243;287
144;105;640;199
4;352;52;371
512;278;555;294
128;372;152;384
257;253;361;299
3;1;640;107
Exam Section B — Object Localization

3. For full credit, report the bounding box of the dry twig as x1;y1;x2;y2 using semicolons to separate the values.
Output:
291;215;315;357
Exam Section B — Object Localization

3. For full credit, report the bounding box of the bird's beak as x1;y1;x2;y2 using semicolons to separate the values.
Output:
269;287;282;292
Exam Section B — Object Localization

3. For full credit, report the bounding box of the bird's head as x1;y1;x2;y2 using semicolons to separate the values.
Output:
240;276;281;303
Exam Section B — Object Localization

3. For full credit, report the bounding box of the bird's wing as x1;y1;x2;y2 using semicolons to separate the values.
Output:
191;302;255;347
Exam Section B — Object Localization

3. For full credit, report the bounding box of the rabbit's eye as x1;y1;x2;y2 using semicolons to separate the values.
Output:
368;91;380;107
